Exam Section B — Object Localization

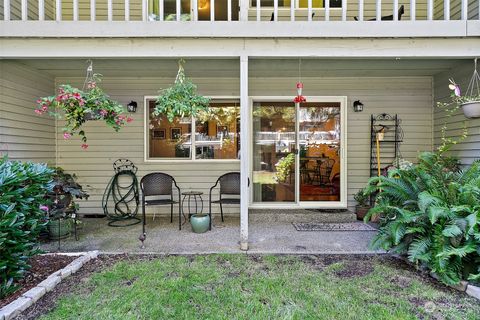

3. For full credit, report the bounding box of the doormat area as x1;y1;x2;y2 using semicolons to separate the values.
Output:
292;222;377;232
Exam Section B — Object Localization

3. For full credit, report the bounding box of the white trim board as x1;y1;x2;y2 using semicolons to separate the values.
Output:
2;38;480;58
0;21;479;38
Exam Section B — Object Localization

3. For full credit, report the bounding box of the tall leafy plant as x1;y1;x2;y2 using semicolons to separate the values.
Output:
0;157;53;298
153;59;210;122
364;152;480;285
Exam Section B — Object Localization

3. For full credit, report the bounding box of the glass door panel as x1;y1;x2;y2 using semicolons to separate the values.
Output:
299;102;341;202
252;102;296;203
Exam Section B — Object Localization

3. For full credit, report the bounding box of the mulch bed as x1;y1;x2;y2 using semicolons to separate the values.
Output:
0;255;77;309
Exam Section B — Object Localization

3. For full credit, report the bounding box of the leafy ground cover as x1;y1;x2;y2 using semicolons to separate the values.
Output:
30;254;480;320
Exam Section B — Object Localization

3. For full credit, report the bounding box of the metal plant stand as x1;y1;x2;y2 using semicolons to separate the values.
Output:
181;191;204;224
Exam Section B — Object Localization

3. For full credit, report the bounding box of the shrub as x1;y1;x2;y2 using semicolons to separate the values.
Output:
364;151;480;285
0;157;53;298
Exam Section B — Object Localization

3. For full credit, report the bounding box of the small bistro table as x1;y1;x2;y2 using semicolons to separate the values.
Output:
181;191;204;225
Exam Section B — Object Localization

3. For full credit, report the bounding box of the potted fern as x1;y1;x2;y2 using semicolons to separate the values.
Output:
354;188;371;220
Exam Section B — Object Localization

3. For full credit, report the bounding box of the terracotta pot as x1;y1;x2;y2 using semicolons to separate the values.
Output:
355;205;371;221
461;101;480;118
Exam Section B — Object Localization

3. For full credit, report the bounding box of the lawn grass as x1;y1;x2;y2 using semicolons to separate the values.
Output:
41;255;479;320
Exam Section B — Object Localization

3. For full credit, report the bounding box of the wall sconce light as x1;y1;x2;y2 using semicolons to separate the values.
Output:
353;100;364;112
127;101;138;113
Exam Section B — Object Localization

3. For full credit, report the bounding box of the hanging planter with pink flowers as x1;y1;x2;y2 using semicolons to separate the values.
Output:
34;61;132;149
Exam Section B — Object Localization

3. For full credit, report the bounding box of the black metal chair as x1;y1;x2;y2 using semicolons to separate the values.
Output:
354;5;404;21
140;172;182;230
313;159;335;186
209;172;240;230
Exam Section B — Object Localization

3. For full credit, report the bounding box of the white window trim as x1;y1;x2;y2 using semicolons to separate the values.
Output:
143;95;241;163
248;96;348;209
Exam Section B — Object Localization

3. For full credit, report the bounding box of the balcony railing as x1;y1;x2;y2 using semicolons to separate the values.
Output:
1;0;478;22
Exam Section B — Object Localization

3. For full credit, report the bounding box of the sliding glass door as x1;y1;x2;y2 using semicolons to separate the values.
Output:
251;98;345;206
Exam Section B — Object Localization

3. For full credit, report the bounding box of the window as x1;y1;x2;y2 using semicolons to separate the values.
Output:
146;99;240;161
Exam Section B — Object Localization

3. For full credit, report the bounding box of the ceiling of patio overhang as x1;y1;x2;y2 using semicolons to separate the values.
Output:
13;58;470;78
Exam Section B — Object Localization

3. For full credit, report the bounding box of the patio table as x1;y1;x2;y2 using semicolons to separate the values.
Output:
181;191;204;225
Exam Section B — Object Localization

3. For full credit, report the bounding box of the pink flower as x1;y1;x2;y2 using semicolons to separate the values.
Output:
36;99;42;104
63;132;72;139
99;109;108;117
39;205;49;212
126;117;133;123
81;143;89;150
41;105;48;112
34;109;43;114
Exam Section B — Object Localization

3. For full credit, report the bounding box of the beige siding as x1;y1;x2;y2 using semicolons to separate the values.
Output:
434;0;479;20
54;75;433;215
433;61;480;166
0;61;56;163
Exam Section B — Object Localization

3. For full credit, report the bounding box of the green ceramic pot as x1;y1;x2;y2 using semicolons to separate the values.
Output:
190;214;210;233
48;218;72;240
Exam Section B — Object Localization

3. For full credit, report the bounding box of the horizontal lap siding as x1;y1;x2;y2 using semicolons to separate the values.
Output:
56;75;433;216
0;61;55;163
250;76;433;210
55;76;240;216
433;61;480;166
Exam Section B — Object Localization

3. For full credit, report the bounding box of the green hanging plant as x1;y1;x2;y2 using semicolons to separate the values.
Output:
153;59;211;122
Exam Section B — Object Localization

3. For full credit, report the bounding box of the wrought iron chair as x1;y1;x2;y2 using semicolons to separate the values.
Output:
140;172;182;230
313;159;335;186
209;172;240;230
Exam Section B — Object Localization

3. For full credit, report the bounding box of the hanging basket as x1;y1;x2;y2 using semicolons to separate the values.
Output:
461;101;480;118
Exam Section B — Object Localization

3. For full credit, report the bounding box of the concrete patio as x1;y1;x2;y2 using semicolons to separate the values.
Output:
40;216;380;254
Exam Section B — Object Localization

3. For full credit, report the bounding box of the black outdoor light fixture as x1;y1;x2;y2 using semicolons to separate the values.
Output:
127;101;138;113
353;100;364;112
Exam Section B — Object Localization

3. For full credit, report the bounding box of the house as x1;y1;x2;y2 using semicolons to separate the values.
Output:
0;0;479;250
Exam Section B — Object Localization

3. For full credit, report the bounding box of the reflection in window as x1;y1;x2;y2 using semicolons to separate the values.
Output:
195;103;240;160
147;100;240;160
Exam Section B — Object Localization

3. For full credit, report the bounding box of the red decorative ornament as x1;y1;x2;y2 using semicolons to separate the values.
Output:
294;82;306;104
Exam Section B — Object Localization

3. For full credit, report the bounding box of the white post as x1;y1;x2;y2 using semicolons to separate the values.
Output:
4;0;10;21
461;0;467;20
74;0;79;21
325;0;329;21
341;0;347;21
257;0;261;21
410;0;415;21
393;0;398;21
159;0;164;21
427;0;432;20
210;0;215;21
240;55;249;251
227;0;231;21
125;0;130;21
90;0;95;21
273;0;278;21
108;0;112;21
358;0;363;21
39;0;45;20
290;0;294;21
444;0;450;20
143;0;148;21
21;0;27;20
239;0;248;21
375;0;381;21
307;0;312;21
56;0;61;21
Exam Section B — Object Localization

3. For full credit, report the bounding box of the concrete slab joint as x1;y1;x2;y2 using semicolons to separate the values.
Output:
0;251;97;320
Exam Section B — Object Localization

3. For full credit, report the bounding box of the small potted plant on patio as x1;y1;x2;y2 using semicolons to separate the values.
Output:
443;59;480;118
34;62;132;149
153;59;210;123
45;168;89;239
354;188;371;221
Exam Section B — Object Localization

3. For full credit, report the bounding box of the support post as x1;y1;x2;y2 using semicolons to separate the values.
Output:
240;55;249;251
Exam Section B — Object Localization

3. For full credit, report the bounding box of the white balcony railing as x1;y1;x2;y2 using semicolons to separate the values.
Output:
1;0;479;22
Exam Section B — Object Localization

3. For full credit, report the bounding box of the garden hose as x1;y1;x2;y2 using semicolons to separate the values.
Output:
102;159;141;227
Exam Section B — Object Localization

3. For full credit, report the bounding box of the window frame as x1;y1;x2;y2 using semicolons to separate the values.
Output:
144;95;241;163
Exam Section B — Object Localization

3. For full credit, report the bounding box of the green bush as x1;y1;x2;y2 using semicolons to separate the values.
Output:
0;157;53;298
364;151;480;285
